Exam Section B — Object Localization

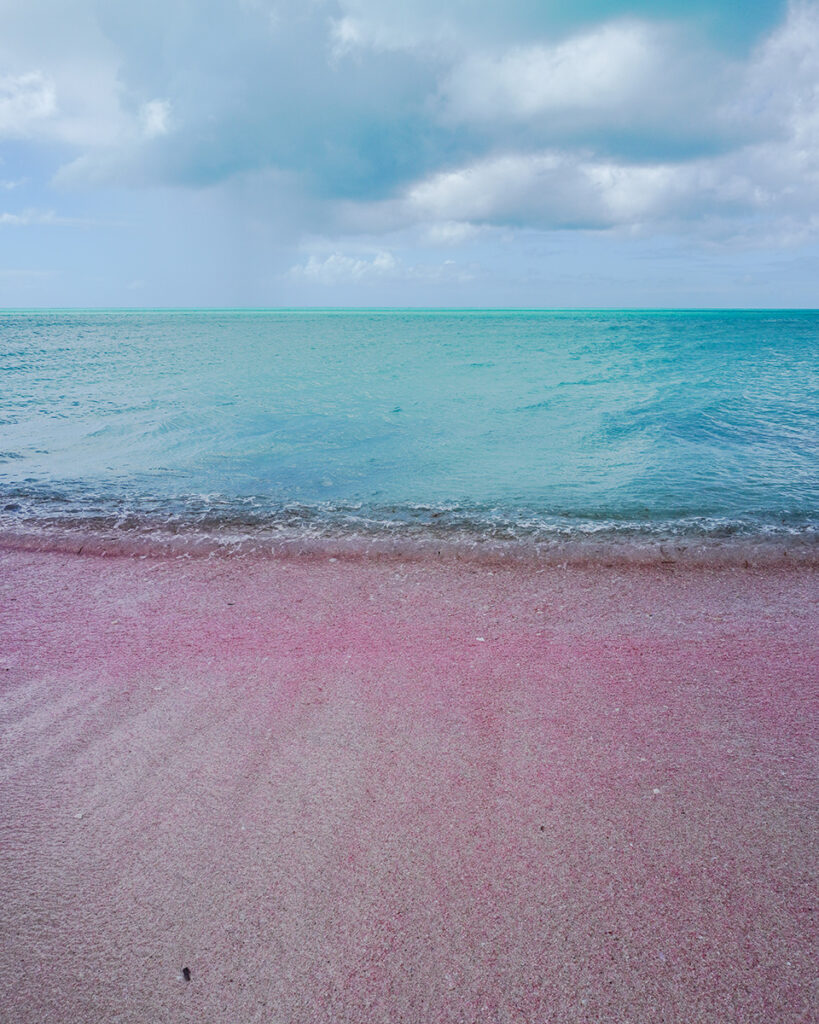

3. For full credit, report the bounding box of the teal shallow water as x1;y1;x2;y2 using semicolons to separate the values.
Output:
1;310;817;555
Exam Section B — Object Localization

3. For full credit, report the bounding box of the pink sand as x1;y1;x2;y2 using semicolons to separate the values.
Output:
1;549;817;1023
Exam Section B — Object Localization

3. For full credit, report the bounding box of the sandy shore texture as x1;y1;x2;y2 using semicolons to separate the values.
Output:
1;548;817;1023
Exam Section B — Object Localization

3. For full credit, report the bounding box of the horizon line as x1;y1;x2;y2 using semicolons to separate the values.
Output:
2;306;819;314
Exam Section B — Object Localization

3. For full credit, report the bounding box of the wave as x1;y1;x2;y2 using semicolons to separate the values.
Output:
2;487;816;567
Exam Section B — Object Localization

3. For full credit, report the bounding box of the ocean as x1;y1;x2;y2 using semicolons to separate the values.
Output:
1;309;817;562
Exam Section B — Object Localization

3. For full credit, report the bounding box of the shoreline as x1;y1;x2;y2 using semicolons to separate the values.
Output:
1;522;817;568
1;549;817;1022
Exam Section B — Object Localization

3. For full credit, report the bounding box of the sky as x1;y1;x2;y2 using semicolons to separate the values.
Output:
0;0;817;307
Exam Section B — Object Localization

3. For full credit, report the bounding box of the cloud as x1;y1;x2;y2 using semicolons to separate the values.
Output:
288;246;475;286
409;152;739;231
422;220;486;245
1;0;816;307
322;1;818;246
0;207;92;227
331;1;788;57
290;249;399;283
0;73;57;137
436;20;744;161
442;23;661;121
139;100;172;139
27;0;441;195
4;0;801;214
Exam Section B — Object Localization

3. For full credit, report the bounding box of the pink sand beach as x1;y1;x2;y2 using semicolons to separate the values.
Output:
1;547;817;1023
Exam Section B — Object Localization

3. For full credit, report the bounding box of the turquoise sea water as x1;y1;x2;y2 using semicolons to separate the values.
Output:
1;310;817;559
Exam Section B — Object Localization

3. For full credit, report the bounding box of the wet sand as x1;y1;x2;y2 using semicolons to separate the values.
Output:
1;548;816;1023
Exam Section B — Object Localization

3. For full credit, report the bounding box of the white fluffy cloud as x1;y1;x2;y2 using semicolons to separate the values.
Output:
288;246;475;286
0;1;173;149
329;1;818;244
441;23;664;121
0;73;56;137
397;149;773;233
291;249;398;283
